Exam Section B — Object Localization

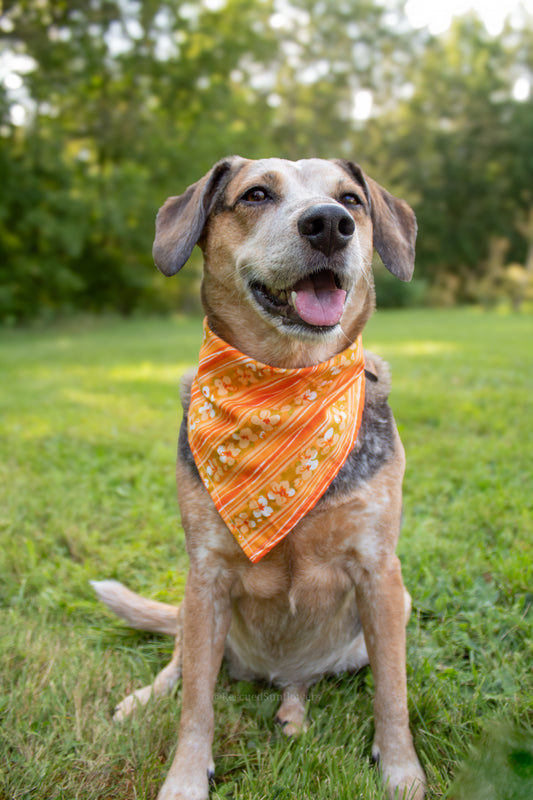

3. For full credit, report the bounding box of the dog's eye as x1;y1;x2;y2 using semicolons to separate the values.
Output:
242;187;268;203
341;193;362;207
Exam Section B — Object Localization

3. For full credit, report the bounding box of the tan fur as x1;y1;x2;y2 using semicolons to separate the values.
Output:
94;157;426;800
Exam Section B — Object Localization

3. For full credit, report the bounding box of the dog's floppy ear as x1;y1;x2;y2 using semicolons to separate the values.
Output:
365;176;417;281
153;157;237;276
336;161;417;282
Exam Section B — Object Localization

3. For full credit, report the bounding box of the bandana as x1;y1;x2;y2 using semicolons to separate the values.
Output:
188;320;365;563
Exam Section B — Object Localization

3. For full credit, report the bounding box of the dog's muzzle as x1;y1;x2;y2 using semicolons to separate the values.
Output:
250;204;355;330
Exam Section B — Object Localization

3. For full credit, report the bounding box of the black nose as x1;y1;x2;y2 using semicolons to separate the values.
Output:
298;204;355;256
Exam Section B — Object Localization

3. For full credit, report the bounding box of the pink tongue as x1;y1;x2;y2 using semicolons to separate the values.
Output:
292;273;346;327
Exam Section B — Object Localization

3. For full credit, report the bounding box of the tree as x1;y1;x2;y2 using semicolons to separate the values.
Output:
0;0;278;320
1;1;532;319
360;15;533;301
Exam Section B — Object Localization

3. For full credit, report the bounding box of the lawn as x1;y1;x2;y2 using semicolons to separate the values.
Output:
1;309;532;800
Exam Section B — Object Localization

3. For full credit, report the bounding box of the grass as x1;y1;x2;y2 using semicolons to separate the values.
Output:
0;308;532;800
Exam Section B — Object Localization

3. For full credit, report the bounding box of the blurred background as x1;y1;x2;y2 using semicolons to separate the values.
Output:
1;0;532;323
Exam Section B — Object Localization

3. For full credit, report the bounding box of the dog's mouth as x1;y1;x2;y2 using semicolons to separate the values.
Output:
250;269;347;329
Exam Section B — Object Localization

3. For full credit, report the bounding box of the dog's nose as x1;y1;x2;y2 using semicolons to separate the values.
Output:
298;204;355;256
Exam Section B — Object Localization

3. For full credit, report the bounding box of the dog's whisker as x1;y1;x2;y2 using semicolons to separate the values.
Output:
338;323;354;347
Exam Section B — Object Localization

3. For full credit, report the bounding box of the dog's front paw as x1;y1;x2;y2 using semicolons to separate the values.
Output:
372;740;426;800
385;766;425;800
156;772;210;800
156;747;214;800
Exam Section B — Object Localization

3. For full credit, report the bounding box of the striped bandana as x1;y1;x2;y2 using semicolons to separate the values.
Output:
188;319;366;563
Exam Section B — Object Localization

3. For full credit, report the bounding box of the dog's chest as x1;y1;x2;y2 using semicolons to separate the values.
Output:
233;528;354;609
226;538;362;685
230;464;398;610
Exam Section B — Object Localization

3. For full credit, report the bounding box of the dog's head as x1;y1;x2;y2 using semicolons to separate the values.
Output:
153;157;416;366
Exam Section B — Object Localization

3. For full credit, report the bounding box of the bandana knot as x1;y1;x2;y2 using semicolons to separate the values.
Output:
188;320;366;562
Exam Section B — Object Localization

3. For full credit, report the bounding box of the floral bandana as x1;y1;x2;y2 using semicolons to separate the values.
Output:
188;319;366;563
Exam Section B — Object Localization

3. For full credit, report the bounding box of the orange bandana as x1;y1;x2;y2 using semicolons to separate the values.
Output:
188;320;365;563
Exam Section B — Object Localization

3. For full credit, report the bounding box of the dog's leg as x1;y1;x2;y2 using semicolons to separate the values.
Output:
276;683;309;736
114;628;182;721
354;556;425;800
157;569;231;800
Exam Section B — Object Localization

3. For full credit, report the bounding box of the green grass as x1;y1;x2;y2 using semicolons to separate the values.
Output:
1;309;532;800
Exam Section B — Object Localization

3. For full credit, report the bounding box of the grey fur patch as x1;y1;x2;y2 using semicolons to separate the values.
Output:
320;395;395;503
178;415;200;479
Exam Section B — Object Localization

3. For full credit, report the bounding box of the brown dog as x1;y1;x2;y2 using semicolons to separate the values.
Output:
93;157;426;800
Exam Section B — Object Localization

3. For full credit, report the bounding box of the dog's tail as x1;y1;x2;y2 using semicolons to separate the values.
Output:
90;579;178;636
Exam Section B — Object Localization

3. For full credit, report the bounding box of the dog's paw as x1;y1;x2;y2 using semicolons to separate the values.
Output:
156;742;215;800
275;714;309;737
275;695;308;736
386;768;425;800
156;772;210;800
157;786;208;800
113;685;153;721
372;742;426;800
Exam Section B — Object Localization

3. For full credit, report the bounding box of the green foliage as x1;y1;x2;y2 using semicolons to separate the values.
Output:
0;310;532;798
1;2;533;319
450;722;533;800
373;262;427;308
0;0;279;321
372;16;533;297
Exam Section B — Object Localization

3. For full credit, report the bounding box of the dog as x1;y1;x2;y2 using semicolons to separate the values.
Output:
92;156;426;800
